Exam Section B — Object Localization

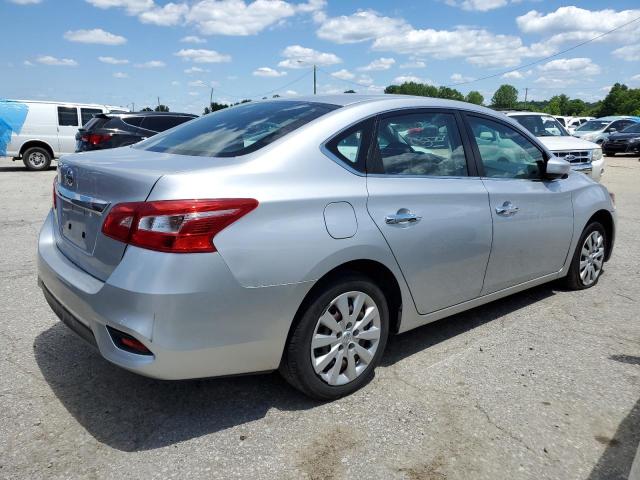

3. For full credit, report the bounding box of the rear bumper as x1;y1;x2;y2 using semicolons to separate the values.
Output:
37;210;311;380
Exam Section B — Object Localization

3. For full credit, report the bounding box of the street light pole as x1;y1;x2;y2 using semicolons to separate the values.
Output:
313;64;316;95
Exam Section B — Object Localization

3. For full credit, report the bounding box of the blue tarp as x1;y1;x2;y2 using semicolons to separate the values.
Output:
0;100;29;156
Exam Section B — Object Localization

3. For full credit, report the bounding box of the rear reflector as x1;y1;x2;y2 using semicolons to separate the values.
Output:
107;326;153;355
102;198;258;253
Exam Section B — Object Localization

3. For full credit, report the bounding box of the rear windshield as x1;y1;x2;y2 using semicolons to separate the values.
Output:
82;116;109;130
135;101;338;157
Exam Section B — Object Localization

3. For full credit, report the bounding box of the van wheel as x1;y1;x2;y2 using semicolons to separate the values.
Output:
280;273;389;400
563;222;607;290
22;147;52;171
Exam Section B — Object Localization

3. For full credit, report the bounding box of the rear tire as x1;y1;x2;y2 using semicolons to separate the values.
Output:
22;147;52;171
280;273;389;400
563;222;607;290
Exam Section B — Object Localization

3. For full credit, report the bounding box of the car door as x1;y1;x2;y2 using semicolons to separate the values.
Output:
366;109;492;315
56;106;80;154
463;113;574;294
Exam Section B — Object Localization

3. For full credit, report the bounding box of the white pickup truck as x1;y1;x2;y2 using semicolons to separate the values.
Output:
0;99;128;171
507;112;605;182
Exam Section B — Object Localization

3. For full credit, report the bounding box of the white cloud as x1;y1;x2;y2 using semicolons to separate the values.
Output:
35;55;78;66
188;91;200;96
186;0;296;35
278;45;341;68
445;0;510;12
64;28;127;45
23;60;34;67
139;2;188;25
331;69;355;80
356;74;374;86
181;35;206;44
188;80;207;87
631;74;640;82
9;0;42;4
99;56;129;64
85;0;154;15
171;80;181;86
501;70;530;80
284;89;299;96
253;67;287;77
175;48;231;63
184;66;206;74
613;44;640;61
113;72;128;78
135;60;166;68
534;58;601;86
450;73;474;83
400;60;426;69
358;57;395;71
316;10;408;44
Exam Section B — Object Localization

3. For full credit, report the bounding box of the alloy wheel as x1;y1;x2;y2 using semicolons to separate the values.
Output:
579;230;605;286
310;291;382;386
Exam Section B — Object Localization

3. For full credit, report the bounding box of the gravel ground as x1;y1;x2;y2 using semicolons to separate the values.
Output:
0;155;638;480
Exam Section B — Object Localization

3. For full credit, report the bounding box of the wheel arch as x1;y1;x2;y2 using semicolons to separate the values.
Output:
19;140;55;159
586;209;615;261
282;259;404;363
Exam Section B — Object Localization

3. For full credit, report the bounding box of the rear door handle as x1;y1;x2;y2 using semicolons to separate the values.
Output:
495;201;519;217
385;209;422;225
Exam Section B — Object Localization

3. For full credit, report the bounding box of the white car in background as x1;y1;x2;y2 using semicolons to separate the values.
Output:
0;99;128;171
508;112;604;181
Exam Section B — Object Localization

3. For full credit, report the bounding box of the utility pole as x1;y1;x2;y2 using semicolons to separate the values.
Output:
313;64;317;95
524;87;529;109
157;96;160;108
210;87;214;108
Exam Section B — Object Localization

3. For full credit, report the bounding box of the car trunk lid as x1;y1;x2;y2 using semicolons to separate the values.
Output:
54;147;216;281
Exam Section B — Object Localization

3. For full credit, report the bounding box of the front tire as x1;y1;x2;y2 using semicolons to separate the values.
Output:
22;147;52;171
563;222;607;290
280;273;389;400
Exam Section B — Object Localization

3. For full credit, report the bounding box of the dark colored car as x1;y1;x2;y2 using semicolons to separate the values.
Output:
602;122;640;156
75;112;197;152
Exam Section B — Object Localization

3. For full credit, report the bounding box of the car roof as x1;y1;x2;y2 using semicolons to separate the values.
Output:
597;116;640;121
269;94;500;116
104;111;197;117
507;111;555;117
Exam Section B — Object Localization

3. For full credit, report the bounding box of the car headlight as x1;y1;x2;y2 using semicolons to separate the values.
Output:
592;148;603;161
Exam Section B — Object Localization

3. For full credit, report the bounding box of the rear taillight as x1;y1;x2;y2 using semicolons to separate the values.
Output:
81;133;112;146
102;199;258;253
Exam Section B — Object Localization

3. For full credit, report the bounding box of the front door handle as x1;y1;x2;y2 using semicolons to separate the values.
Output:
385;209;422;225
495;201;519;217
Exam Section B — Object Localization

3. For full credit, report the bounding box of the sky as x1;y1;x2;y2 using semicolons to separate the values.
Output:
2;0;640;114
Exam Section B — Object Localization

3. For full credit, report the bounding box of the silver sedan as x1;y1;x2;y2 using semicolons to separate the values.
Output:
38;95;616;399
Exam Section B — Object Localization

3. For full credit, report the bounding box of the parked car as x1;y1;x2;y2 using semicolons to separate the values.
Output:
75;112;197;153
507;112;605;181
602;122;640;156
0;99;128;170
573;116;640;145
565;116;594;135
39;96;616;399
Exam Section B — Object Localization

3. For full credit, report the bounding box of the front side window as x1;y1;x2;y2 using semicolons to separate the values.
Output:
468;116;544;180
57;106;78;126
136;101;338;157
372;111;468;177
621;123;640;133
576;120;608;132
81;108;103;126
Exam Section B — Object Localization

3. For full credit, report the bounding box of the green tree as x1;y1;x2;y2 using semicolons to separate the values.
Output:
141;107;153;111
385;82;438;97
597;83;640;116
491;84;519;109
155;104;170;112
437;86;464;101
465;91;484;105
344;89;356;93
203;102;229;115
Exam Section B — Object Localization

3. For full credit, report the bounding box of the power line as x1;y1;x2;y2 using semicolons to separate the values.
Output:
445;14;640;88
210;69;313;102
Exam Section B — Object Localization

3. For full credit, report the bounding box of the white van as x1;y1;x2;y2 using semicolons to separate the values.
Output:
0;99;129;170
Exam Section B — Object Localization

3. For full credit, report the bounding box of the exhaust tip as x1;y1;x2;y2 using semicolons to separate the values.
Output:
107;326;153;356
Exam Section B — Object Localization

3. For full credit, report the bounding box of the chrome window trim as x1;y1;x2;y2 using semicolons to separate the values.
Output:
55;183;111;214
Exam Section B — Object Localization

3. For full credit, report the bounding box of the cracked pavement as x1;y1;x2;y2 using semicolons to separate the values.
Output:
0;156;639;479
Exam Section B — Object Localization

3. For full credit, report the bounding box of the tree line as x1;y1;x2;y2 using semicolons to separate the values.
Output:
384;82;640;117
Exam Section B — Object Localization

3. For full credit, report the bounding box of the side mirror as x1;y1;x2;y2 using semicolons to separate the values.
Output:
607;128;616;133
545;156;571;180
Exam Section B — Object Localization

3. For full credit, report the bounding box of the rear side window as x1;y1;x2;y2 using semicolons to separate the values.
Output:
372;111;467;177
122;116;145;128
325;119;373;173
81;108;103;125
141;115;194;132
136;101;338;157
57;106;78;126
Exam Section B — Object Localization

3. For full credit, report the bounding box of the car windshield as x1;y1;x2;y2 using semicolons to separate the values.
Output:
576;120;609;132
512;115;568;137
621;123;640;133
135;101;339;157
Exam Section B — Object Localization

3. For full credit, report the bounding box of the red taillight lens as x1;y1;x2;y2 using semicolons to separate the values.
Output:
81;133;112;146
102;199;258;253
